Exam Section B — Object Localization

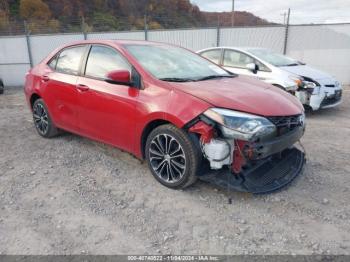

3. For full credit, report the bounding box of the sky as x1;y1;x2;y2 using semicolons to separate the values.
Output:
190;0;350;24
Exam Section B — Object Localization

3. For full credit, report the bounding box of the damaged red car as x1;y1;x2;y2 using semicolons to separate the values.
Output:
25;40;305;193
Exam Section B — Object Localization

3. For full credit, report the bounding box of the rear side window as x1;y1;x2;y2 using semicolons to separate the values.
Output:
223;50;254;68
201;49;222;64
85;45;131;79
56;46;86;75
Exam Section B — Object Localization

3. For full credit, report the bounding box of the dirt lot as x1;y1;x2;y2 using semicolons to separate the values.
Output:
0;86;349;255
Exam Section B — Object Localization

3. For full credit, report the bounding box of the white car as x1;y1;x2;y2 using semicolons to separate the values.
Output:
197;47;342;111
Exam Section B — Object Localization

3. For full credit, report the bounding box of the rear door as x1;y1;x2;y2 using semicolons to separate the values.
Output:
76;45;139;151
43;45;87;132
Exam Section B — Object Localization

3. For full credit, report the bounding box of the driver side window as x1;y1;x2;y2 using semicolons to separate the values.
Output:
223;50;254;68
85;45;131;79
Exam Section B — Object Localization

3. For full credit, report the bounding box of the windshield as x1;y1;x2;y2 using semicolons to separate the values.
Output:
124;44;233;82
248;48;302;67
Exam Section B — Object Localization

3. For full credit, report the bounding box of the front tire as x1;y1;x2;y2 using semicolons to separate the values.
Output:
32;99;59;138
145;124;201;189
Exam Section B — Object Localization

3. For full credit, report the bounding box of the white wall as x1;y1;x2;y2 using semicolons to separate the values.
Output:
87;31;144;40
148;28;217;51
1;24;349;86
287;24;350;85
0;36;30;86
220;26;285;53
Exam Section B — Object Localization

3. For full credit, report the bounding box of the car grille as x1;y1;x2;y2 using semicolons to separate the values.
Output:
325;84;335;88
268;115;303;136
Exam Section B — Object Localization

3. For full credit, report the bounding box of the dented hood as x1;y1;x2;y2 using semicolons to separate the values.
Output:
170;75;303;117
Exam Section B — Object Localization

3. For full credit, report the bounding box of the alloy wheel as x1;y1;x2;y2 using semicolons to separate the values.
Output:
149;134;186;183
33;103;49;135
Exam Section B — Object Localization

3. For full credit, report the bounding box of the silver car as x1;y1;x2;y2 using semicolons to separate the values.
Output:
198;47;342;111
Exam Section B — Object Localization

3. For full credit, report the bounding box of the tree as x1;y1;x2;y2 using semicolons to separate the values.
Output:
19;0;51;21
0;10;10;32
91;12;119;31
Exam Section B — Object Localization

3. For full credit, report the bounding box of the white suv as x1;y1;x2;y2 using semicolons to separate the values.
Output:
198;47;342;111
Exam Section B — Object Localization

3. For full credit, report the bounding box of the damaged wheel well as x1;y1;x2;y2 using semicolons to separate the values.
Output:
141;119;171;159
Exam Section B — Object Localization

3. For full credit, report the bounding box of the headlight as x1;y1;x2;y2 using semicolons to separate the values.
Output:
301;78;320;94
203;108;276;141
303;81;317;88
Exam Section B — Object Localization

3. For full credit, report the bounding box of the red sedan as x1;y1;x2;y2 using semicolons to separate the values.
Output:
24;40;305;193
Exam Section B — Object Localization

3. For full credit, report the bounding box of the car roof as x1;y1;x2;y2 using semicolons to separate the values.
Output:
198;46;268;53
61;39;172;48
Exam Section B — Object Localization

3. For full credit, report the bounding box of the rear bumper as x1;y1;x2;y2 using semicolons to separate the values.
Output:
199;147;305;194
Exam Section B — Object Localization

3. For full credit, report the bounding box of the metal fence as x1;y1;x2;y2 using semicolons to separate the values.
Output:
1;23;350;86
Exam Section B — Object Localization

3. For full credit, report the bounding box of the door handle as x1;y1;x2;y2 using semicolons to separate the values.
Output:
42;75;50;82
76;84;90;92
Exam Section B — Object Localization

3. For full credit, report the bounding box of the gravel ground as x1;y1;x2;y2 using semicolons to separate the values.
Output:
0;86;349;255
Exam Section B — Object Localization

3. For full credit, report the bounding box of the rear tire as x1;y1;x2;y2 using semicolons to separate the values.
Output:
145;124;201;189
32;99;59;138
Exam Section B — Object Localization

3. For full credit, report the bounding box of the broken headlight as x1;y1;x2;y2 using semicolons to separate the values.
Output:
203;108;276;141
301;77;320;94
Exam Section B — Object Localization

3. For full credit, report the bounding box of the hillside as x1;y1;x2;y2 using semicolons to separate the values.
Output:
203;11;273;27
0;0;274;34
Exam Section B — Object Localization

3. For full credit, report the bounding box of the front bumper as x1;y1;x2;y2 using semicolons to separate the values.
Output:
306;85;342;111
320;89;342;109
244;126;304;160
199;147;305;194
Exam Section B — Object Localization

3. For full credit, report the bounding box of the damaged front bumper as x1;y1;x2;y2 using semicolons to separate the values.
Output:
199;147;305;194
243;126;304;160
189;119;305;194
296;84;343;111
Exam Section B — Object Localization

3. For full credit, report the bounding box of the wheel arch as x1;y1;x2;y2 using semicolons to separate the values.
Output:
140;119;172;159
30;93;42;108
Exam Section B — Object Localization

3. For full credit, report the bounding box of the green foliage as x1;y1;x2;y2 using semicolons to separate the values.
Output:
91;12;119;31
9;0;21;17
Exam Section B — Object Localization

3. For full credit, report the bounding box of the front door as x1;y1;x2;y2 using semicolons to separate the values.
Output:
222;49;258;77
76;45;139;151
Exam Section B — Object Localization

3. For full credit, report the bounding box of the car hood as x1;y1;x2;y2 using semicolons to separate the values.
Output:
279;65;332;81
169;75;303;117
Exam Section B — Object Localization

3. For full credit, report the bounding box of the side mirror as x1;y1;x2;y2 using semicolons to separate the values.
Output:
106;70;133;86
246;63;259;74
